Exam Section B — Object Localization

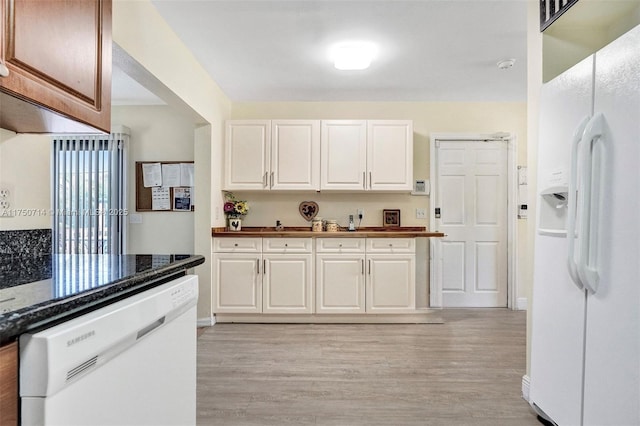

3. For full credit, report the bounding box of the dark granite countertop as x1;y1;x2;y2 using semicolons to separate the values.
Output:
0;254;205;344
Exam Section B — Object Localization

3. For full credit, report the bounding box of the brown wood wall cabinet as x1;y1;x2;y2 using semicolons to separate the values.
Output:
0;0;112;134
0;341;18;426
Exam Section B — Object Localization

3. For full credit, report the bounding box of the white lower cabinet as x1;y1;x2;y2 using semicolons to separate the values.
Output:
263;254;313;313
366;254;416;313
316;254;366;313
213;253;262;313
315;238;415;314
365;238;416;313
213;237;416;317
213;238;313;314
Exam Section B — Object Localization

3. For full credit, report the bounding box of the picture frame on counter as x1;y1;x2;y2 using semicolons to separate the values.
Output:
383;209;401;227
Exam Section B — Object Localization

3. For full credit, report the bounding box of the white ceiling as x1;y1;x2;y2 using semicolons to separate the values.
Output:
112;0;528;104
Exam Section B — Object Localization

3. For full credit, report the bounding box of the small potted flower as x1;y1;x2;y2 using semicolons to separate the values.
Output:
223;191;249;231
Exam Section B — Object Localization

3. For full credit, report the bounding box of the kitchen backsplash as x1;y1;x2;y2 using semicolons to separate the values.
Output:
0;229;52;259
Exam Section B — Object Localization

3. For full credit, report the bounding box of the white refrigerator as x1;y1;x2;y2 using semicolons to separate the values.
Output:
530;25;640;426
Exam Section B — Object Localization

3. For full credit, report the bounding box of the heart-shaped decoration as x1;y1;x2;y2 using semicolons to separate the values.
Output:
299;201;319;221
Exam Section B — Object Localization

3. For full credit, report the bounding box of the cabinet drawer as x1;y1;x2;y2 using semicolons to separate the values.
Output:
213;238;262;253
262;238;312;253
315;238;366;253
366;238;415;253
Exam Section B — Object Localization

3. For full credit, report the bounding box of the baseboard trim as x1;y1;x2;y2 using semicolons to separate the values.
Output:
516;297;528;310
522;374;531;402
214;311;443;324
197;316;216;327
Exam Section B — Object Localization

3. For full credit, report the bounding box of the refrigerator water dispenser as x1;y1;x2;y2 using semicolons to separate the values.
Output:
538;186;568;236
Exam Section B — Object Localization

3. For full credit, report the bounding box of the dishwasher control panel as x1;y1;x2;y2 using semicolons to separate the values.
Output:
170;282;197;309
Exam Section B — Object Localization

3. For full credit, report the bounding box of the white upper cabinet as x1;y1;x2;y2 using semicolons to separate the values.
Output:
226;119;412;192
321;120;367;190
271;120;320;190
224;120;271;190
321;120;413;191
367;120;413;191
224;120;320;191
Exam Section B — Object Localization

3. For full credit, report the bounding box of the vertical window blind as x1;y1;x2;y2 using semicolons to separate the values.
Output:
52;127;129;255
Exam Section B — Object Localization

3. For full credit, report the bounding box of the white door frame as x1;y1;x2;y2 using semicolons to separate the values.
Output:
429;132;519;309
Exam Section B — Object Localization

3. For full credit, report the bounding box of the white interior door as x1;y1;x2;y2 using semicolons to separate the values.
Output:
435;140;508;307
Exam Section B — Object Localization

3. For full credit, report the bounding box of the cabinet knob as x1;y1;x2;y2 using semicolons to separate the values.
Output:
339;243;343;247
234;243;238;247
285;243;288;247
389;243;393;247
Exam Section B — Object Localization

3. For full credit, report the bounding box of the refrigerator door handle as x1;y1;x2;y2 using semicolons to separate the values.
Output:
577;113;605;294
567;116;590;290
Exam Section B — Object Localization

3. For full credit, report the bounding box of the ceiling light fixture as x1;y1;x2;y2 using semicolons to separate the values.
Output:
332;41;377;70
497;58;516;70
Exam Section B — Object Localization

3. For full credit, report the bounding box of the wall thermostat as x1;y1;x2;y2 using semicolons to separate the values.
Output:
412;179;430;196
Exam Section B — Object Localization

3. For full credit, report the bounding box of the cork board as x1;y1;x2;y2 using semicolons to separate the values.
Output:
135;161;195;212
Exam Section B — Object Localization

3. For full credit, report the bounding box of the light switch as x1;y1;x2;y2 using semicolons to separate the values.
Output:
416;208;427;219
129;213;143;224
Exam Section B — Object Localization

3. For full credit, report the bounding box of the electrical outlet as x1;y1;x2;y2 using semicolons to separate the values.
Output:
357;208;364;220
416;208;427;219
0;185;13;214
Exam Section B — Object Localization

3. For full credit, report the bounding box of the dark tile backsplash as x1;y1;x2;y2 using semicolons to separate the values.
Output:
0;229;52;258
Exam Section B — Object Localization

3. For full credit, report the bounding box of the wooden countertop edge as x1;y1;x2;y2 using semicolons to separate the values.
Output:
212;227;445;238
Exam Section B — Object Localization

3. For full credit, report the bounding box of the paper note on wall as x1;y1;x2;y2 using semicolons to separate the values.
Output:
173;187;192;211
180;163;195;187
161;164;181;187
151;186;170;210
142;163;162;187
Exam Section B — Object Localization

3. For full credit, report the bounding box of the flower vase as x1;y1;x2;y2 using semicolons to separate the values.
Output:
229;217;242;231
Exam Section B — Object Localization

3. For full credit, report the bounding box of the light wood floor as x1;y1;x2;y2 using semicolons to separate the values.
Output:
196;309;540;425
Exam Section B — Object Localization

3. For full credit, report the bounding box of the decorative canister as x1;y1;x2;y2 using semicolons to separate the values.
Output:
312;218;323;232
326;220;338;232
228;218;242;231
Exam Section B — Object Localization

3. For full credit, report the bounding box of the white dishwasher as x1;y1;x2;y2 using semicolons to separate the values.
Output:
19;274;199;426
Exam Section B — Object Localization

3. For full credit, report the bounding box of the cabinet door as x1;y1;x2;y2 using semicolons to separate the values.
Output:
316;254;366;313
0;0;111;133
271;120;320;190
367;120;413;191
224;120;271;190
213;253;262;313
0;342;17;426
321;120;367;190
263;254;313;313
366;254;415;313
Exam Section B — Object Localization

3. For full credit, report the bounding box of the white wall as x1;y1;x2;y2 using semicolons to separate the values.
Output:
526;0;544;377
111;105;196;254
113;0;231;323
0;129;51;231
